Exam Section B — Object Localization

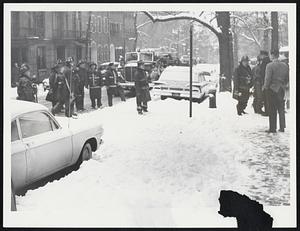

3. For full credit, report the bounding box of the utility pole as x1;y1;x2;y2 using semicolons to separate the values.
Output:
85;11;92;62
189;21;193;118
123;12;126;58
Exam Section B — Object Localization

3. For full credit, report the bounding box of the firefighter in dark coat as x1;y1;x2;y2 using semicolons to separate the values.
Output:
49;59;64;107
252;56;264;114
76;60;88;111
86;62;103;109
233;56;253;116
260;50;271;116
134;61;151;114
104;63;118;107
17;63;36;102
52;57;78;118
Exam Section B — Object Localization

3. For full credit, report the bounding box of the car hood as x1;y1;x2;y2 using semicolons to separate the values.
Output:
55;116;103;134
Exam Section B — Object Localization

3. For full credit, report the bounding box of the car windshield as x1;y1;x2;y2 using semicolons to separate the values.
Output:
126;52;138;62
140;53;153;62
160;68;201;82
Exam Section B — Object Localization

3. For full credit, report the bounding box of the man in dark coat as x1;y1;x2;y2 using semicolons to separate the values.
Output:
49;59;64;107
76;60;88;111
52;57;78;118
263;49;289;133
86;62;103;109
17;63;36;102
260;50;271;116
252;56;264;114
104;63;118;107
233;56;253;116
134;61;151;114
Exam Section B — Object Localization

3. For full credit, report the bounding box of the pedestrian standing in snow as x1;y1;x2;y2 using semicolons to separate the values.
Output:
263;49;289;133
116;63;126;102
86;62;103;109
233;56;253;116
17;63;37;102
260;50;271;116
104;63;118;107
134;60;151;115
48;59;64;107
76;60;88;111
252;55;264;114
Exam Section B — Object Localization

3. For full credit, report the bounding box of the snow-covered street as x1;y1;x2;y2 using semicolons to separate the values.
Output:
15;92;291;226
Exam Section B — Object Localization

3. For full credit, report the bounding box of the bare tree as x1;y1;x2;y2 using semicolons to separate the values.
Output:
142;11;233;92
271;12;279;51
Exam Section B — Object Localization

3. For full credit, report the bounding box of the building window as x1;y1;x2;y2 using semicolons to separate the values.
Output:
104;17;109;33
76;46;82;63
57;46;65;60
28;12;32;28
104;44;109;61
97;45;102;63
98;16;102;33
33;12;45;38
11;12;20;37
21;48;28;63
37;46;46;69
78;12;82;32
91;15;96;33
72;12;76;32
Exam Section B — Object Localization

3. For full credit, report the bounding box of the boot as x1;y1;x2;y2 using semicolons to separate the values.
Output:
236;105;242;116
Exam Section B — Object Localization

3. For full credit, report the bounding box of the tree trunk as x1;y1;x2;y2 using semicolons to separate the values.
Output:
133;12;138;51
271;11;279;51
262;12;270;51
232;18;239;68
216;12;233;92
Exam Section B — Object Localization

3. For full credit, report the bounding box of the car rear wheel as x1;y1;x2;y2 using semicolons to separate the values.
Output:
74;142;92;170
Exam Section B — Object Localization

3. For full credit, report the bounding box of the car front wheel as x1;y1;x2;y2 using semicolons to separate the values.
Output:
75;142;92;170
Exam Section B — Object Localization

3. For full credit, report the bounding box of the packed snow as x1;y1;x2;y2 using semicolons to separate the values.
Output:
14;92;291;227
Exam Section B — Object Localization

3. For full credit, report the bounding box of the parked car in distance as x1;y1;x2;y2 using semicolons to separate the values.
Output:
152;66;217;105
11;100;103;196
180;55;190;66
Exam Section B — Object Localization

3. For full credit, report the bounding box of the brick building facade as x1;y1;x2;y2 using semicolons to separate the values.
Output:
11;11;136;82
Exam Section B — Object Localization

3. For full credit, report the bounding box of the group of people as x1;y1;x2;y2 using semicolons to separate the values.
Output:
47;57;130;118
16;56;152;117
233;49;289;133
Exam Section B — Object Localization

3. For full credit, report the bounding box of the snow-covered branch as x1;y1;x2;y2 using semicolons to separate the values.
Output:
239;33;261;49
240;33;255;42
142;11;221;36
256;26;273;31
231;14;261;47
136;20;153;29
137;30;150;38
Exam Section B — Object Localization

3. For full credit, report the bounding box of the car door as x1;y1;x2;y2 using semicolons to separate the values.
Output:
11;119;28;191
18;110;73;184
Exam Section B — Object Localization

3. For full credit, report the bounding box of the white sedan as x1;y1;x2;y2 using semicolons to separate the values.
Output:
152;66;218;104
11;100;103;195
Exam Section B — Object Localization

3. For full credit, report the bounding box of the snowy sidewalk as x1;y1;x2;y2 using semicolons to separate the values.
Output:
15;92;291;225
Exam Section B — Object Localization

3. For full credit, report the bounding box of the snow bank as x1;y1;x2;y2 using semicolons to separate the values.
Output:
15;92;291;226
